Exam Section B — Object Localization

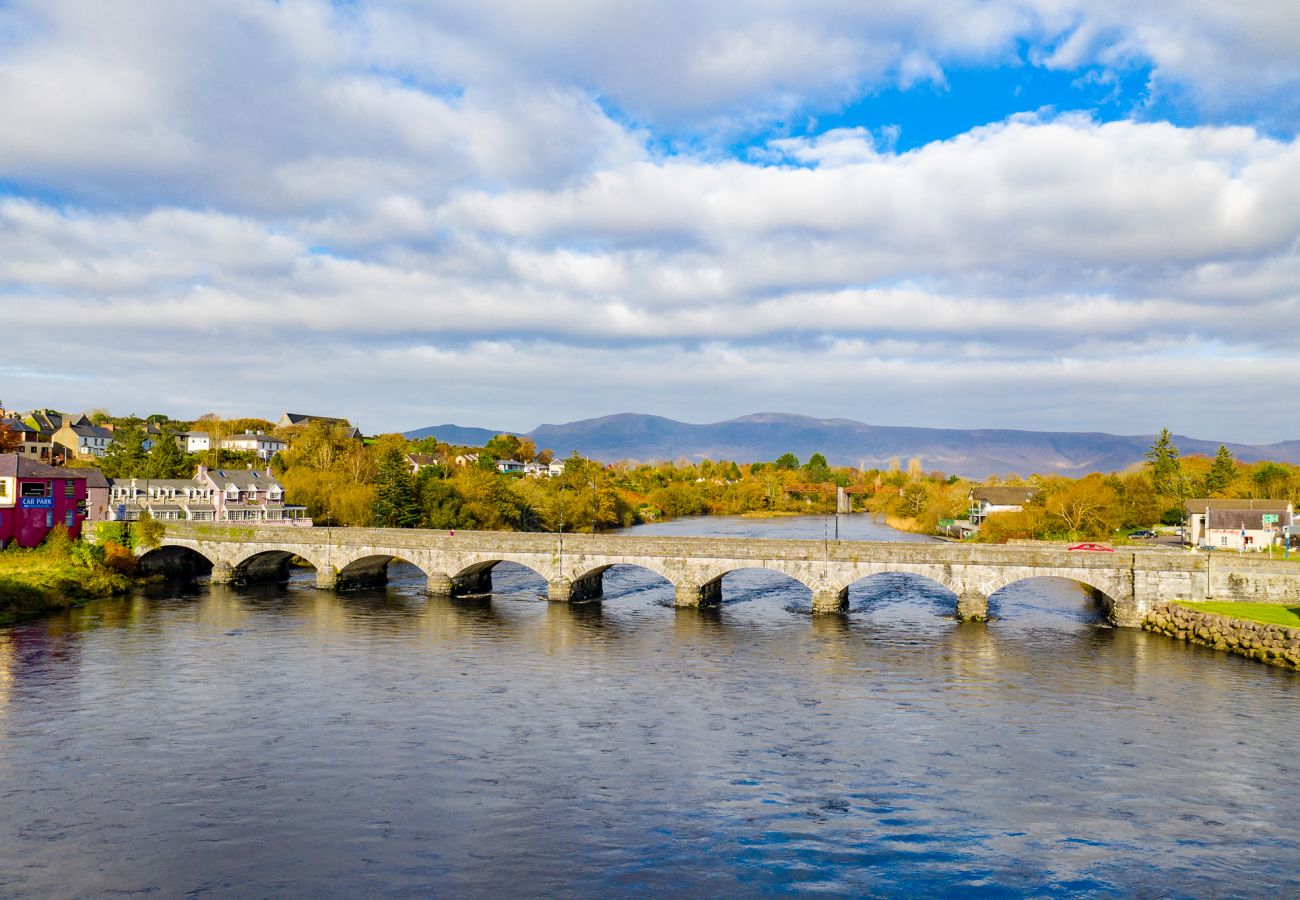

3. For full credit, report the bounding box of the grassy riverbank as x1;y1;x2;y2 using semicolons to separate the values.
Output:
1178;601;1300;629
0;531;134;627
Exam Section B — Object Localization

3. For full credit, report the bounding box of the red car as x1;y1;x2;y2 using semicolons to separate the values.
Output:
1068;543;1115;552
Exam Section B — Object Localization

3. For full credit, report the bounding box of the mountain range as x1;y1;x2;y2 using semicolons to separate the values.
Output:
405;413;1300;478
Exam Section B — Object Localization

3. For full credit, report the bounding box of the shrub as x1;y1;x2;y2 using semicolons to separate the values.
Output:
103;542;140;576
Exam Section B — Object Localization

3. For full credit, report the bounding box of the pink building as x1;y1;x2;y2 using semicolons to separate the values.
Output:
0;454;88;548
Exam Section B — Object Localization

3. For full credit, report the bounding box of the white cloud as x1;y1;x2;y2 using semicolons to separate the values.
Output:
1;2;1299;440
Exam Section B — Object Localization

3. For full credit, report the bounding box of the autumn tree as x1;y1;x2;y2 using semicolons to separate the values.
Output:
0;420;21;452
1045;476;1121;537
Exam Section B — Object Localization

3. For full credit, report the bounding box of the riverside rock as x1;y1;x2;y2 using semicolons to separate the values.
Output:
1143;602;1300;671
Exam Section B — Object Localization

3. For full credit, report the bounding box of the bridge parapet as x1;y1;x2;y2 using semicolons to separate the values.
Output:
151;524;1300;627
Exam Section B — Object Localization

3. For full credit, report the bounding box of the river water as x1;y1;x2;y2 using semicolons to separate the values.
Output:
1;515;1297;897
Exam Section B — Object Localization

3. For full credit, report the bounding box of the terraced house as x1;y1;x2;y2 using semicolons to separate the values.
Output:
107;466;310;525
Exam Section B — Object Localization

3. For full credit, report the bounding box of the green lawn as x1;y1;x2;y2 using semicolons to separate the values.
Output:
1179;601;1300;629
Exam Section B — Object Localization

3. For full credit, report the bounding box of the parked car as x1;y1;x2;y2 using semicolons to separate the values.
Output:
1128;530;1157;539
1068;543;1115;552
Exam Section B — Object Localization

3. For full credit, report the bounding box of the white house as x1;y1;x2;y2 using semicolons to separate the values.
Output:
220;432;288;461
968;486;1039;525
548;460;567;477
178;431;211;454
1184;499;1293;551
495;459;526;474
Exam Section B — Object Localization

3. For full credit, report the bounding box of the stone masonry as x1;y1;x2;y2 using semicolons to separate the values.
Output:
145;525;1300;627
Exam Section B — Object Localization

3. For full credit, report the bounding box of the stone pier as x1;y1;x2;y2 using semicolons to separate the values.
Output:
675;579;723;608
812;587;848;614
957;591;989;622
426;573;453;595
548;571;604;603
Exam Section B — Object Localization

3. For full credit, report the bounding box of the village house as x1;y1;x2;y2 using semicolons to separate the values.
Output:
405;453;440;475
52;415;113;459
220;432;288;460
0;454;88;547
495;459;526;474
453;453;479;467
278;412;362;440
107;466;310;525
548;459;566;477
968;486;1039;525
177;431;211;454
523;462;550;478
64;467;110;522
2;418;55;462
1184;499;1294;551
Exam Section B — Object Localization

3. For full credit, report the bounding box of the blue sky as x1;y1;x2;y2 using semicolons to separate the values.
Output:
1;1;1298;442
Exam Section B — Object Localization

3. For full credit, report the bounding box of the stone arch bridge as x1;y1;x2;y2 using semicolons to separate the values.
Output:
137;524;1300;627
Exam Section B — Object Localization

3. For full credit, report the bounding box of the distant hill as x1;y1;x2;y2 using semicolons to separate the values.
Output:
405;423;505;447
405;412;1300;478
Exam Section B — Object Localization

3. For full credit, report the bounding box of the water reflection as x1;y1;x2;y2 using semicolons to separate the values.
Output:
0;517;1297;897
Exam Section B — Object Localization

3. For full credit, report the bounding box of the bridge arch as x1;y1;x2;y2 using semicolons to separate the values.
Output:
706;565;816;606
568;562;678;604
984;572;1127;622
227;548;322;585
446;557;552;598
334;553;432;591
138;544;217;578
840;570;962;616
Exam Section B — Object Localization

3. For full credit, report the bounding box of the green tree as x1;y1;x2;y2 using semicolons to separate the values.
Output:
421;479;468;529
144;434;190;478
803;452;831;483
1204;445;1237;496
1145;428;1183;499
371;447;420;528
774;452;800;470
1251;461;1291;499
101;424;148;477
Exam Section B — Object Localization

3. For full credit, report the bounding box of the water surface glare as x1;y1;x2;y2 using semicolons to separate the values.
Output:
1;515;1297;897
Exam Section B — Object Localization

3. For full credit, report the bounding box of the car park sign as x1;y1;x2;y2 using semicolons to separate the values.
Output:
20;497;54;509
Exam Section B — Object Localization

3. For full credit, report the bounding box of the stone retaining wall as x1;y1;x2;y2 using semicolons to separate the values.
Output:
1143;602;1300;670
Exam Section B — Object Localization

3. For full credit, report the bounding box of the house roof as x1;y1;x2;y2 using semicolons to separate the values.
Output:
0;454;86;479
63;423;113;439
204;469;284;491
1207;509;1291;530
225;433;286;442
1184;498;1291;512
971;486;1039;505
63;467;108;489
2;417;39;435
406;453;439;466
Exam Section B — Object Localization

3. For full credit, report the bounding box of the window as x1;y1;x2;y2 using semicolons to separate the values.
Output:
21;482;47;498
65;511;75;527
0;481;7;498
65;480;75;498
1220;535;1228;546
45;510;53;528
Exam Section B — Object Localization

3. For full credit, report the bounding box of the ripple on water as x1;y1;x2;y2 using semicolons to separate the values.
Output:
0;517;1297;896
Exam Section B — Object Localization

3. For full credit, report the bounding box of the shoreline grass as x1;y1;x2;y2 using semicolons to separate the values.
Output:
1177;601;1300;629
0;537;134;627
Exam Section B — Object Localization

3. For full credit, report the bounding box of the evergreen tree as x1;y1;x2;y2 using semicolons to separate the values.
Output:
1205;444;1236;496
101;424;148;478
1145;428;1183;499
804;452;831;483
144;434;190;479
774;452;800;470
371;447;420;528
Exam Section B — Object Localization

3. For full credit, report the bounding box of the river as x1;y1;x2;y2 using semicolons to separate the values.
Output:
1;515;1297;897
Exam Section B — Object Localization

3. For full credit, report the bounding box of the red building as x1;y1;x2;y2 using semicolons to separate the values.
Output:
0;454;88;548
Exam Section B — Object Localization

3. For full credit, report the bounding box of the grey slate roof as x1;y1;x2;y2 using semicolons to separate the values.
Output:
0;454;86;479
971;486;1039;506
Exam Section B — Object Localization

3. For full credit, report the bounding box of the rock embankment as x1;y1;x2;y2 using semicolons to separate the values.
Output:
1143;602;1300;670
